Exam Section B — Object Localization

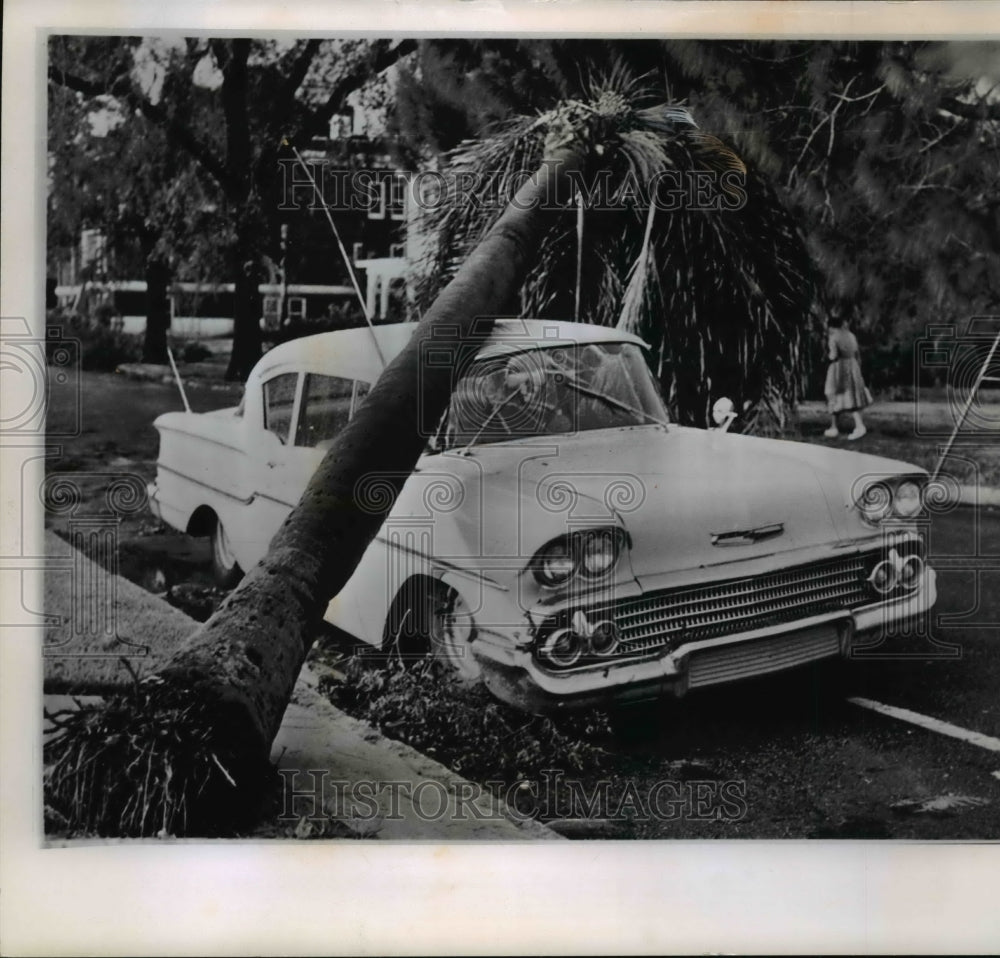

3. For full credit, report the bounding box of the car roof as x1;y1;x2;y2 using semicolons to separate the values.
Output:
254;319;648;385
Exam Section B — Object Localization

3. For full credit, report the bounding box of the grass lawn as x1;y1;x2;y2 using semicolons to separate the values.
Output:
797;403;1000;487
48;371;1000;500
44;370;245;587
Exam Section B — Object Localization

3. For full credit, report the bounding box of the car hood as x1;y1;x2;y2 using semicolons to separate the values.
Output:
425;425;914;582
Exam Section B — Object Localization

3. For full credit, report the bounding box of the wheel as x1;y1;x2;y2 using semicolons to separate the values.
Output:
210;516;243;588
387;579;481;684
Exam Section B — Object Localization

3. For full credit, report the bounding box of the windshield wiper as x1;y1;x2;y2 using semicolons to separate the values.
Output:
454;387;520;456
557;374;669;427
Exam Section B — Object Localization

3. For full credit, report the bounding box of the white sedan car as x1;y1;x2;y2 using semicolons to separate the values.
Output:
148;319;936;712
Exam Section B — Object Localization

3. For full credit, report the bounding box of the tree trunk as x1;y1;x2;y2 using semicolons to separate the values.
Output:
141;257;171;364
225;254;264;381
167;147;584;766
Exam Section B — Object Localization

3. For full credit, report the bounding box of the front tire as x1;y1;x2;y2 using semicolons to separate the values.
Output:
210;517;243;588
387;579;482;684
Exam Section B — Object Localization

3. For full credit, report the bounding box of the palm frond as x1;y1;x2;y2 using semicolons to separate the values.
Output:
411;64;817;430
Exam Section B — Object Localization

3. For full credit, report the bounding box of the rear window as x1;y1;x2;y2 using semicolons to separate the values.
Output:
263;373;298;443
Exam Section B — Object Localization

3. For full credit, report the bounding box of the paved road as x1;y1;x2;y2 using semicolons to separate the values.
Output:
47;370;1000;838
120;503;1000;839
585;505;1000;839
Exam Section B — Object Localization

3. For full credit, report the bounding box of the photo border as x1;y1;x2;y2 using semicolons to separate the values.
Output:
3;2;1000;954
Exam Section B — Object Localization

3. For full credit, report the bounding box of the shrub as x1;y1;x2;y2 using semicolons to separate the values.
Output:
47;320;142;372
178;340;213;364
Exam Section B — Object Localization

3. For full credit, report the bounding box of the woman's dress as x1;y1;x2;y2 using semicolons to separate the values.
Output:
824;327;872;413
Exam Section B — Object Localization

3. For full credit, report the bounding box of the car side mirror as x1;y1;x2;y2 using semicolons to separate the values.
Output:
711;397;737;432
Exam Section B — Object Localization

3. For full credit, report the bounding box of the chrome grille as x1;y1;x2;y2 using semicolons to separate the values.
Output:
686;623;842;689
600;552;874;659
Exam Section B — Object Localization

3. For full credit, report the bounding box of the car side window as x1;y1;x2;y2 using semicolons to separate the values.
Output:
296;373;355;448
263;373;298;444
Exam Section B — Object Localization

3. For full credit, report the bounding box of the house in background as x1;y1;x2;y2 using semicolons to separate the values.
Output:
49;107;418;339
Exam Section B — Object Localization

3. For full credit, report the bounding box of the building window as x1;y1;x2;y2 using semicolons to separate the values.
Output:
328;111;353;140
367;179;387;220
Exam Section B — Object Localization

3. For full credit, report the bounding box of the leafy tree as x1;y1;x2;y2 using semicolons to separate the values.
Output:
48;60;226;363
392;39;1000;410
49;35;417;379
655;39;1000;392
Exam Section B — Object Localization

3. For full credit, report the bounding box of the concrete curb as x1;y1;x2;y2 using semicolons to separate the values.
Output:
42;530;560;840
956;486;1000;509
44;530;195;691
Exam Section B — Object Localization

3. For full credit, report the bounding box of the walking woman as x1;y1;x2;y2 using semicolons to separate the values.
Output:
824;316;872;440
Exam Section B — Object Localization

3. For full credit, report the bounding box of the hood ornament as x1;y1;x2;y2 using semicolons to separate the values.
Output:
711;522;784;546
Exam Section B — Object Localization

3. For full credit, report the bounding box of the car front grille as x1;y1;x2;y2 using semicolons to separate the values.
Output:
685;622;842;688
599;551;876;660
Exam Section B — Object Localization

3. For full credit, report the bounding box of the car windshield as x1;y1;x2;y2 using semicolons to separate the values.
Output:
435;342;668;451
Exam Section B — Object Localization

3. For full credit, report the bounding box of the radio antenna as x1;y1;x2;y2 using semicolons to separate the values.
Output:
166;345;192;413
285;140;388;371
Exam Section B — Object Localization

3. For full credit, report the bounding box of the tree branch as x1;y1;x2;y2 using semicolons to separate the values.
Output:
48;65;232;193
212;39;252;197
276;39;322;122
939;96;1000;122
288;38;418;149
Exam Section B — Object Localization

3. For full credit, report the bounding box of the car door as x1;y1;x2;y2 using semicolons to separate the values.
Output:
262;370;370;520
238;370;305;558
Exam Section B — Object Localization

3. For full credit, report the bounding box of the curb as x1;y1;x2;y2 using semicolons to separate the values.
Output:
42;529;560;840
956;485;1000;509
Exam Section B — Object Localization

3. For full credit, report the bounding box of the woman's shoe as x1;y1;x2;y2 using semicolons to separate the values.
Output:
823;426;840;438
847;426;867;441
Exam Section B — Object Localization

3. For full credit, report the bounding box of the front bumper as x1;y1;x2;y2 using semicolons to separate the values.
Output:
472;567;937;713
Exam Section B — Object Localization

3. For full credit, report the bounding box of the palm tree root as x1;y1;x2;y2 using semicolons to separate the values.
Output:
43;678;270;838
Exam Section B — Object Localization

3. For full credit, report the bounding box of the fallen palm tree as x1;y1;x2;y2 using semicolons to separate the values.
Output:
413;70;816;432
45;79;791;836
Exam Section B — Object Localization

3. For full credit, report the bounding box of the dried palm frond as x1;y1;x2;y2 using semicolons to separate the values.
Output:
44;680;267;838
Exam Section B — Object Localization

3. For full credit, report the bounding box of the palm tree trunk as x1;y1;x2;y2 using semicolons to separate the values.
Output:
47;143;588;836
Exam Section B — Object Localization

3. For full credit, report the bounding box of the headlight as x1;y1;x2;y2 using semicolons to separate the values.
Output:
893;480;923;518
858;481;893;525
868;557;898;594
855;477;926;525
533;539;578;587
898;554;924;590
580;530;620;578
531;528;625;588
540;627;584;667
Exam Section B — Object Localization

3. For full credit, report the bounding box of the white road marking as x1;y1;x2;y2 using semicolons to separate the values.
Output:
847;696;1000;753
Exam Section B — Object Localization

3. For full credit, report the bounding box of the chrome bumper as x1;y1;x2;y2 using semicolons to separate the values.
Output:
474;567;937;713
